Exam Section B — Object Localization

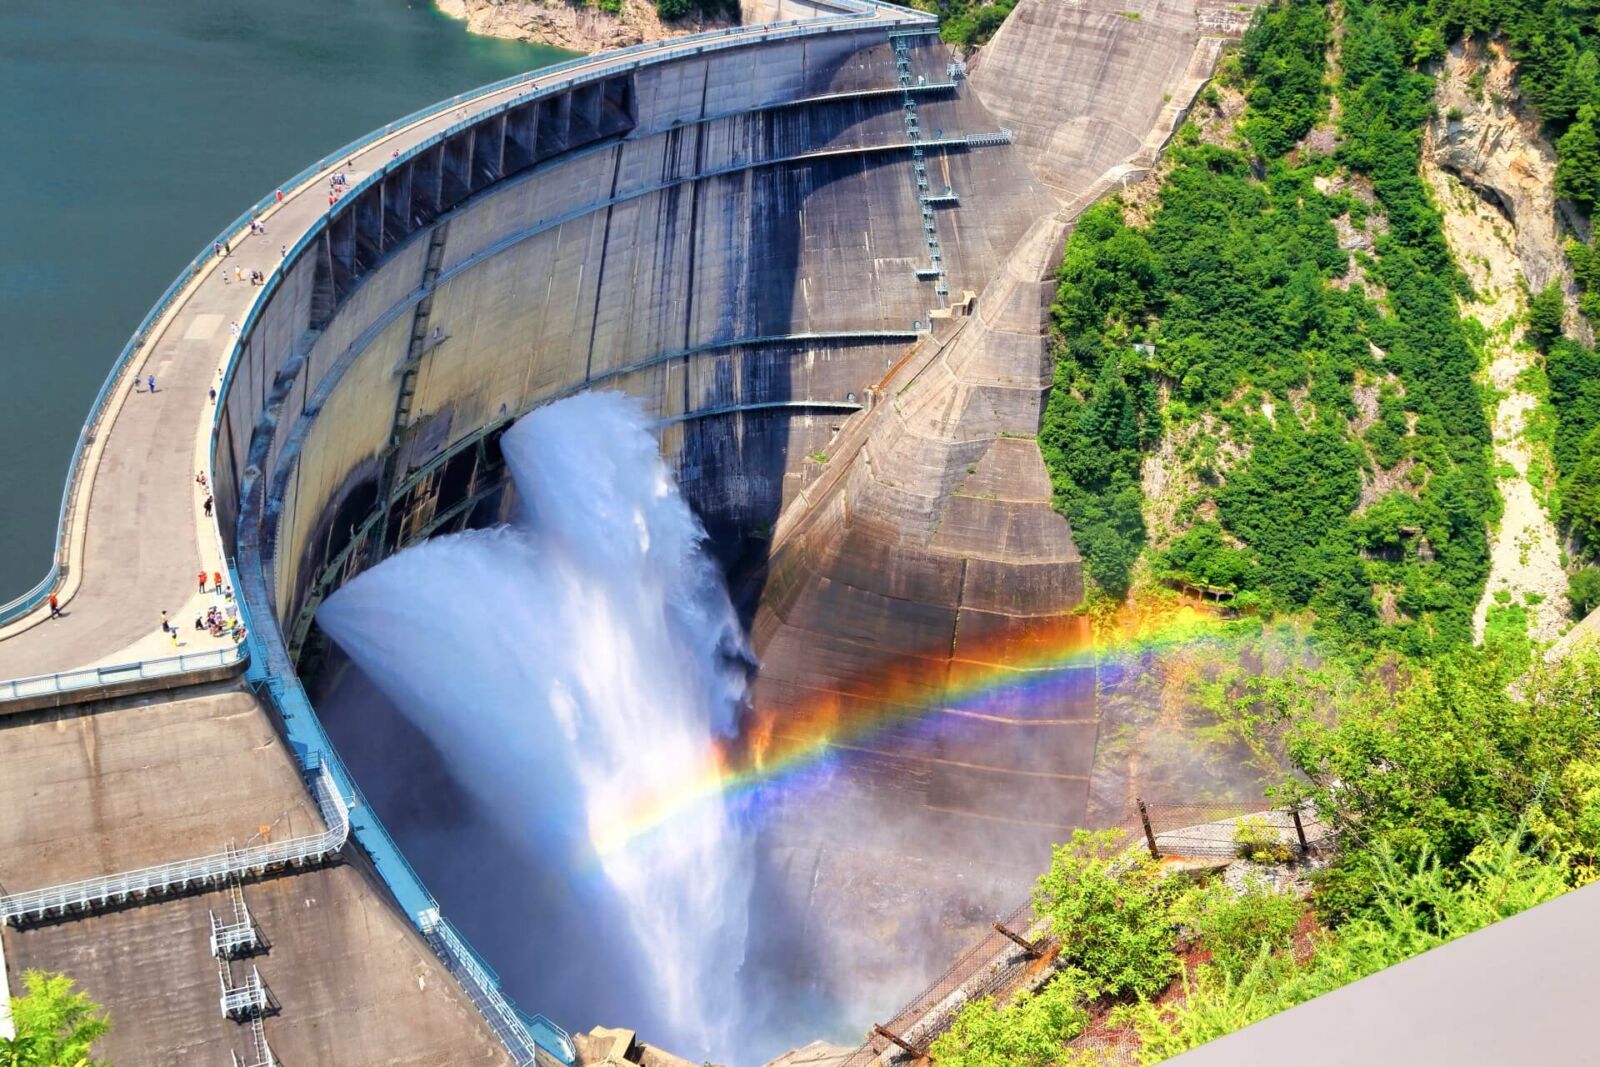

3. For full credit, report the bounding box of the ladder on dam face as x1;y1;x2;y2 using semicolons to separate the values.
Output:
229;1017;278;1067
391;222;452;449
369;220;452;563
895;35;951;305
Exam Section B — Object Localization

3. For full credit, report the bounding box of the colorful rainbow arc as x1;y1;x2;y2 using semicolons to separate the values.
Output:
588;604;1230;856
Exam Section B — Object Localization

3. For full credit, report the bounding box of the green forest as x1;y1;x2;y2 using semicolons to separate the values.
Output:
1037;0;1600;651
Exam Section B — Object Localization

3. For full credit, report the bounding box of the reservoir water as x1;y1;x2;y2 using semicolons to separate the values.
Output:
0;0;571;600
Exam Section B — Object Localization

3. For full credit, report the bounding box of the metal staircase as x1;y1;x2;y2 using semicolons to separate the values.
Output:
209;878;260;960
218;963;271;1021
229;1018;277;1067
390;221;451;450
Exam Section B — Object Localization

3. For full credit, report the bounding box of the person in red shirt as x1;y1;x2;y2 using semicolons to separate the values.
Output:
198;570;208;593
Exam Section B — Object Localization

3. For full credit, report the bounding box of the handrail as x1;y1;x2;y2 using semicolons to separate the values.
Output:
421;912;576;1066
0;644;246;704
0;0;935;626
0;764;348;925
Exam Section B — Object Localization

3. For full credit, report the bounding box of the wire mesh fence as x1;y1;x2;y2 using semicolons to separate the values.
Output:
834;797;1330;1064
840;898;1050;1065
1137;798;1331;862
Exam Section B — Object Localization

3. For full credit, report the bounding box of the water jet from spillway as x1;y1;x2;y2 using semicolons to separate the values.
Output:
318;392;754;1059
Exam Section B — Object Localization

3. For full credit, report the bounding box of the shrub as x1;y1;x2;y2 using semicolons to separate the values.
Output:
1286;649;1600;917
1561;429;1600;555
1128;827;1572;1058
1527;279;1566;352
1032;830;1182;999
928;972;1091;1067
1234;815;1294;864
1569;566;1600;616
1556;108;1600;210
1178;879;1305;976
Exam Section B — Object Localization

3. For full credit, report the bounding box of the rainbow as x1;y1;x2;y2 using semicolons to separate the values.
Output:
588;602;1234;856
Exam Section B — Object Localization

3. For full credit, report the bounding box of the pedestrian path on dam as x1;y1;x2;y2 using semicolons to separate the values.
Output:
0;0;924;685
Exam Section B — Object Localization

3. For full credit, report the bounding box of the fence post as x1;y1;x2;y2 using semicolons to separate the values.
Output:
872;1025;927;1059
1136;798;1160;860
1290;805;1310;854
992;922;1042;958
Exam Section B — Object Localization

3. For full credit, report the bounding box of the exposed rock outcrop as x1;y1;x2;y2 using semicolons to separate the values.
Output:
1426;40;1569;296
573;1027;699;1067
436;0;734;53
1422;40;1573;641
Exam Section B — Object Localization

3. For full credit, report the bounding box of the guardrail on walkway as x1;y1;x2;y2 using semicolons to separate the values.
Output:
421;911;576;1067
0;645;246;704
0;763;348;926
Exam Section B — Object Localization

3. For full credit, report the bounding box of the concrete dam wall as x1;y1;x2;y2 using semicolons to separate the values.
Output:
214;28;1052;656
192;0;1238;1052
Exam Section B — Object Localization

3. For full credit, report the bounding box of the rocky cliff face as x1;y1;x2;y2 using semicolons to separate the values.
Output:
1422;40;1574;641
436;0;734;53
1425;40;1570;297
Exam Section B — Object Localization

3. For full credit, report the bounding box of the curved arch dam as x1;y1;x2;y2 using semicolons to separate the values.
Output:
0;0;1241;1061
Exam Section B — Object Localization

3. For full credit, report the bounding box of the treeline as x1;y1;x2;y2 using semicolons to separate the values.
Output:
1382;0;1600;617
931;645;1600;1065
1041;0;1495;651
919;0;1023;49
1529;260;1600;611
587;0;739;20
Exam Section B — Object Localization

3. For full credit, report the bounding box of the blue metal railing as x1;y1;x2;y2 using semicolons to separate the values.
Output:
233;582;578;1064
0;645;246;703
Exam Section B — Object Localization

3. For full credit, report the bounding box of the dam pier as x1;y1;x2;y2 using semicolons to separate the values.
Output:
0;0;1251;1060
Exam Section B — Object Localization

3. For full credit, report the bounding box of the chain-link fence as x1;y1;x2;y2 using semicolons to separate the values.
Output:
840;897;1051;1065
1136;798;1331;862
833;798;1331;1064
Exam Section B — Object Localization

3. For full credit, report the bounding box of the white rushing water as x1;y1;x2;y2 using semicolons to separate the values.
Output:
318;392;754;1056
